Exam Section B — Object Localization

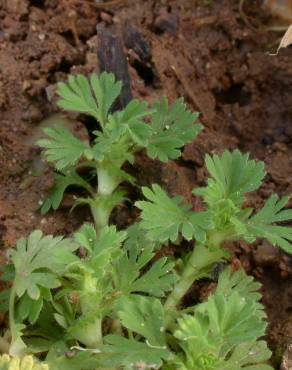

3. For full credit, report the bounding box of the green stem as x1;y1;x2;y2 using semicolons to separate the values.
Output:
90;202;111;230
97;167;119;196
90;166;121;232
164;243;228;328
9;284;16;343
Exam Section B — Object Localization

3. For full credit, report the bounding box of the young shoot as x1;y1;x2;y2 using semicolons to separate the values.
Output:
136;149;292;325
37;72;202;231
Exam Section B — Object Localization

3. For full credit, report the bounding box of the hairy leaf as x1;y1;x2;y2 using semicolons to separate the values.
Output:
194;150;265;207
136;184;212;243
103;335;170;368
40;170;94;214
147;97;202;162
247;195;292;253
11;230;78;300
114;230;175;297
118;295;166;347
171;268;270;369
37;126;89;171
57;72;122;125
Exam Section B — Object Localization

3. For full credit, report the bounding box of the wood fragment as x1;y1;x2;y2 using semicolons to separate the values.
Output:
96;26;132;110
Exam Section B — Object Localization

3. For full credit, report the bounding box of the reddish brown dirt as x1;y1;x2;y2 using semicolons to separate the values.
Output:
0;0;292;367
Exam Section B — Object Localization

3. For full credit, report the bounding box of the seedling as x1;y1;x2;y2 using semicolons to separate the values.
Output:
1;148;288;369
136;150;292;325
37;72;202;230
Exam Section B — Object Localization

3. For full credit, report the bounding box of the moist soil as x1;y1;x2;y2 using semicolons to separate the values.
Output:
0;0;292;367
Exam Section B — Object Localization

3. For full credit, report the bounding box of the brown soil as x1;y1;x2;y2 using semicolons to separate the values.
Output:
0;0;292;367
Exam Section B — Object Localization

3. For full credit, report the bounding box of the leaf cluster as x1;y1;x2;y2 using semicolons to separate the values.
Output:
137;150;292;254
38;72;202;215
168;268;272;370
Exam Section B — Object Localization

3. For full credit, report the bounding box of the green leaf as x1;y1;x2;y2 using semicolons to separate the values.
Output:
46;342;99;370
17;293;45;324
90;72;122;125
74;223;98;253
57;72;122;125
103;335;170;368
147;97;202;162
136;184;212;243
131;257;175;297
11;230;78;301
247;195;292;253
114;228;175;297
215;267;262;309
171;268;270;370
118;295;166;347
222;341;273;370
118;99;152;146
194;150;266;207
41;170;93;214
37;126;89;171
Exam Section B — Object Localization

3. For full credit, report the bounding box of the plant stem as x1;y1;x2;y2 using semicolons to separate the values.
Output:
164;242;228;328
8;284;16;343
90;202;111;230
97;167;118;196
90;166;121;232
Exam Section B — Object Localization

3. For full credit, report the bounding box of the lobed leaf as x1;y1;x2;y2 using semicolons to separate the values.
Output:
37;126;89;171
117;295;166;347
103;335;170;368
147;97;202;162
136;184;212;243
194;150;266;207
57;72;122;126
247;195;292;253
40;170;94;214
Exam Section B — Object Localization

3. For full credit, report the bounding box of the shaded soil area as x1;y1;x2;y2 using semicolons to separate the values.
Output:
0;0;292;367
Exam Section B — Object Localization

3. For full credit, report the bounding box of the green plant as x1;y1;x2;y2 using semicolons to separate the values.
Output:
136;150;292;326
1;149;287;368
1;74;289;369
37;72;202;231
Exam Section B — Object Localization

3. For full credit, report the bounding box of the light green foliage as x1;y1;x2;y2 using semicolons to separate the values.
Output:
37;127;89;171
57;73;122;125
138;150;292;253
4;224;175;366
195;150;265;206
11;230;78;301
247;195;292;253
103;335;170;368
38;72;201;229
7;231;78;356
146;98;203;162
114;224;175;297
168;268;272;370
0;355;49;370
117;295;166;347
3;72;284;369
40;169;94;214
136;185;212;243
